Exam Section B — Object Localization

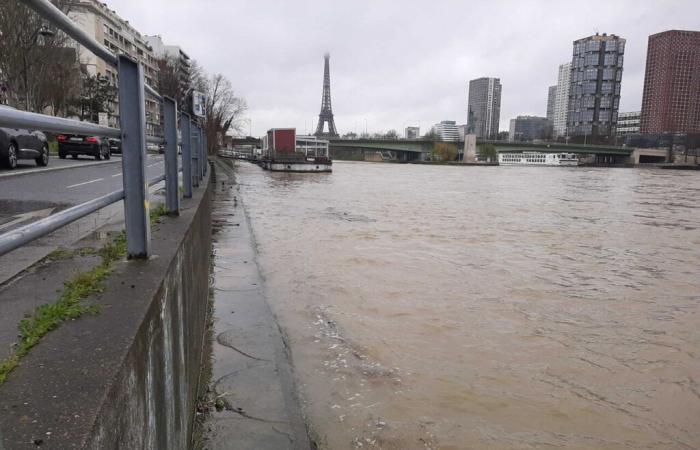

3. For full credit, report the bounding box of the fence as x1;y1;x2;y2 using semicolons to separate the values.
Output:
0;0;208;259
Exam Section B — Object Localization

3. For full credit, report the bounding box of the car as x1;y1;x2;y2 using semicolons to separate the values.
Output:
108;138;121;154
57;134;111;160
0;105;49;169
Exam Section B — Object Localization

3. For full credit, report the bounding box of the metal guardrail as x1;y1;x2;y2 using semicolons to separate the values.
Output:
0;0;209;259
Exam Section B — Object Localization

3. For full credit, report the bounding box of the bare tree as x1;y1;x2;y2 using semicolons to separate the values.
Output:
202;73;246;154
0;0;80;114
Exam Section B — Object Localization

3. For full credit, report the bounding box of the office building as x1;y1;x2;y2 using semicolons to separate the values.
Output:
553;62;571;137
432;120;459;141
69;0;160;134
616;111;641;136
566;33;625;141
508;116;552;142
640;30;700;134
467;77;501;139
405;126;420;139
546;85;556;122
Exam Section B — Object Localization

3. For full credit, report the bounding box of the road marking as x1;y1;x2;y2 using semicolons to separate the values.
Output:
147;163;160;167
0;158;121;180
0;208;55;232
112;173;122;177
67;178;104;188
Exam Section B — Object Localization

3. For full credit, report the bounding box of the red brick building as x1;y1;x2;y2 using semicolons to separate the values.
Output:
640;30;700;134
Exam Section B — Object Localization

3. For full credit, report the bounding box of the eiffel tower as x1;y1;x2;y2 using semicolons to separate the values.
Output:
314;53;339;137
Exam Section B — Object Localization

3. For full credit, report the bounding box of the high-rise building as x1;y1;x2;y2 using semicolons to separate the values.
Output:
567;33;625;141
546;85;557;122
508;116;552;142
69;0;160;134
553;62;571;137
405;126;420;139
640;30;700;134
467;77;501;139
432;120;459;141
144;35;192;106
616;111;641;136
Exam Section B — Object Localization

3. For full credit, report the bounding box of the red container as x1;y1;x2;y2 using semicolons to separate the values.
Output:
267;128;296;155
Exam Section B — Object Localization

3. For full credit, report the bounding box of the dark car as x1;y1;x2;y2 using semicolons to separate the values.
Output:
0;106;49;169
108;138;121;154
57;134;111;160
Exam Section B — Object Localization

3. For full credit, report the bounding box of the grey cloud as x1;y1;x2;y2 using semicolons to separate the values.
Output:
106;0;699;135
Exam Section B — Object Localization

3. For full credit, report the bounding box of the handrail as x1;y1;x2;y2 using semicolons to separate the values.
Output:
0;190;125;256
0;107;121;138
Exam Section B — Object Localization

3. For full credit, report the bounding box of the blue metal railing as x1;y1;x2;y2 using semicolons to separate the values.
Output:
0;0;208;258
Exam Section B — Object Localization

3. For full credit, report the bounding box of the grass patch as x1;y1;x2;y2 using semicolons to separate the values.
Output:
0;232;127;384
150;203;168;226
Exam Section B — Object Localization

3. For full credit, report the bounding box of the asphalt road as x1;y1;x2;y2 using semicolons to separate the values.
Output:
0;154;165;206
0;153;169;283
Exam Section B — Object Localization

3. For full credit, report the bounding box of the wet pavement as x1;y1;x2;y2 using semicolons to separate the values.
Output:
197;158;310;450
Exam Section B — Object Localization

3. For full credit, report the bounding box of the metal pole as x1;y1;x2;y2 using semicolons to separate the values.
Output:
118;55;150;258
192;122;199;188
179;113;192;198
203;133;208;177
163;96;179;215
200;130;206;179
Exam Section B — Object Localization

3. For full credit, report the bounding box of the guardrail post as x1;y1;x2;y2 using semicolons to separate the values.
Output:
202;132;208;177
118;54;150;259
192;122;200;188
179;113;192;198
163;96;179;215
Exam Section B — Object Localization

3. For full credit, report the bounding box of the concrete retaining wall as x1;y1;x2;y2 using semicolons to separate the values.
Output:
0;172;212;449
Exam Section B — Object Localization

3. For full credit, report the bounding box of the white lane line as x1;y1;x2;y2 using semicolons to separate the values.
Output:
67;178;104;188
112;172;122;178
147;163;160;167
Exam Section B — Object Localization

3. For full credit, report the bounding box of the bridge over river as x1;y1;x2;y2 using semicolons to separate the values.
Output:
328;138;668;164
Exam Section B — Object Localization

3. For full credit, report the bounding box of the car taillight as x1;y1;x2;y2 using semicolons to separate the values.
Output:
86;136;98;143
57;135;67;141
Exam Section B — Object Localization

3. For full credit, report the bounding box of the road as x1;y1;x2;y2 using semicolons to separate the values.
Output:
0;153;168;284
0;154;166;205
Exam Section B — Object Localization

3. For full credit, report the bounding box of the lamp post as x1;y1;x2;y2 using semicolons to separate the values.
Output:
22;23;55;111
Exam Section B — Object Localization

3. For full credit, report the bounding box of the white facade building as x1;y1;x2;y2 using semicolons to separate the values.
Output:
553;62;571;137
69;0;160;134
616;111;641;136
432;120;459;141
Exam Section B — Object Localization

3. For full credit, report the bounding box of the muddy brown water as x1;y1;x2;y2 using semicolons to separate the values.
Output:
234;161;700;449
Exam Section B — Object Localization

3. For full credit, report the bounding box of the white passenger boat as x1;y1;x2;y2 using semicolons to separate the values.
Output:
499;152;579;166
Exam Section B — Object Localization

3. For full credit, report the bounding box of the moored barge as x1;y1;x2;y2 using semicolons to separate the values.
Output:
261;128;332;172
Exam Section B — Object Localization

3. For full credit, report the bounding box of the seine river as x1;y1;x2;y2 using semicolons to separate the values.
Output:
235;161;700;450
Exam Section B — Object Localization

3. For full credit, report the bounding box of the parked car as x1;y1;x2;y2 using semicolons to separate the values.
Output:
108;138;121;154
0;105;49;169
57;134;111;160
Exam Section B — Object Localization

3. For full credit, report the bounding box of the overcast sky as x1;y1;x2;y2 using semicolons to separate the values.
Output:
106;0;698;136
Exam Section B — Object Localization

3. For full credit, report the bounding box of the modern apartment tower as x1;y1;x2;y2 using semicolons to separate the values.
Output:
640;30;700;134
467;77;501;139
566;33;625;141
553;62;571;137
546;85;557;122
432;121;460;141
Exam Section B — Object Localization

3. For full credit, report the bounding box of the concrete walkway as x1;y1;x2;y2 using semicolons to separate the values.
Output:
198;158;311;449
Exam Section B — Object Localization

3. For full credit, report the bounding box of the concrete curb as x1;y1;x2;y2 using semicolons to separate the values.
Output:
0;158;121;180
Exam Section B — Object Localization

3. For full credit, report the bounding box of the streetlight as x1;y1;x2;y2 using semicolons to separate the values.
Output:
22;23;55;110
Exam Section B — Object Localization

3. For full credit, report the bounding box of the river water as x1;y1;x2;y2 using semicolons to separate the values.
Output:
234;161;700;450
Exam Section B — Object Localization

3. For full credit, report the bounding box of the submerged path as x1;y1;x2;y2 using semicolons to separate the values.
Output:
197;158;311;449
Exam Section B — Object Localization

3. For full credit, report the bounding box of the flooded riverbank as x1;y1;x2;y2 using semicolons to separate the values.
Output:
235;161;700;449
